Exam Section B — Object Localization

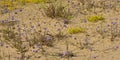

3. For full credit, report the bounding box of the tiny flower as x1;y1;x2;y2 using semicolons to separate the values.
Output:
43;28;47;30
96;26;100;30
61;51;69;58
1;20;5;23
111;22;117;25
33;50;38;53
6;45;9;48
93;55;97;59
109;4;113;8
17;28;21;31
57;28;61;31
36;44;41;48
46;36;51;41
83;20;87;23
2;8;9;14
115;46;119;49
85;37;88;44
115;18;118;20
43;22;46;24
103;29;107;33
31;26;34;28
11;16;15;20
88;46;92;51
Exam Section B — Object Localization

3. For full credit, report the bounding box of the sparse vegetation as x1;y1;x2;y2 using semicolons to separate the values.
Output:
0;0;120;60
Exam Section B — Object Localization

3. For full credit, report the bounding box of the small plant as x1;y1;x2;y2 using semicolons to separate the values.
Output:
2;29;27;60
87;15;105;22
54;31;68;41
67;27;85;34
110;22;120;41
42;1;73;20
0;1;18;11
20;0;46;4
40;35;55;47
19;0;56;4
96;22;109;39
71;36;98;51
48;39;77;60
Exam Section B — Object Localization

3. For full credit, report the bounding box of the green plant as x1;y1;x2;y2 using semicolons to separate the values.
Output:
67;27;85;34
96;21;109;39
110;22;120;41
0;1;18;11
19;0;45;4
87;15;105;22
19;0;55;4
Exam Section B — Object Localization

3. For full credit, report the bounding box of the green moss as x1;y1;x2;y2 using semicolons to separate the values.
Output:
67;27;85;34
87;15;105;22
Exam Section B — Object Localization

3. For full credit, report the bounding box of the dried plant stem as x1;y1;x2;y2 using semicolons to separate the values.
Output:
20;52;25;60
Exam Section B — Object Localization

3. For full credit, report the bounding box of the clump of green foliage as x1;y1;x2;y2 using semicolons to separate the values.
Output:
19;0;56;4
67;27;85;34
42;1;73;20
19;0;47;4
0;1;18;11
0;1;18;6
87;15;105;22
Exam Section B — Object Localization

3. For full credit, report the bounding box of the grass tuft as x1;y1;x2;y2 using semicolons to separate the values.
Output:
42;1;73;20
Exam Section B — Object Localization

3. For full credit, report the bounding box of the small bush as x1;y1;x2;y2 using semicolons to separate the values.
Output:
67;27;85;34
87;15;105;22
42;1;73;20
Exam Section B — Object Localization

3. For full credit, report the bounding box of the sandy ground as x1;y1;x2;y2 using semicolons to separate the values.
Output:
0;0;120;60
